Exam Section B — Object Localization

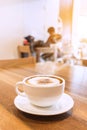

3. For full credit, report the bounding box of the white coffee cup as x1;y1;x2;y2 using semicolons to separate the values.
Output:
16;75;65;107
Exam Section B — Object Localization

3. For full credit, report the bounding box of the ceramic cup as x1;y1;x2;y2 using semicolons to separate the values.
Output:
16;75;65;107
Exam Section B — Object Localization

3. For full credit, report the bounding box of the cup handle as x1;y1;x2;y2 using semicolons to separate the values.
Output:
16;81;26;97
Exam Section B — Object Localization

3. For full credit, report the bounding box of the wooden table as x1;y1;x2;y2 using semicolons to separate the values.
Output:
0;60;87;130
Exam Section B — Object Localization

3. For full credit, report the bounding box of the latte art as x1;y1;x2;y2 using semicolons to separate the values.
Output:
37;78;54;84
26;76;62;87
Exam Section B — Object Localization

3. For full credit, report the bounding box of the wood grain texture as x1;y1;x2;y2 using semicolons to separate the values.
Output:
0;57;36;68
0;59;87;130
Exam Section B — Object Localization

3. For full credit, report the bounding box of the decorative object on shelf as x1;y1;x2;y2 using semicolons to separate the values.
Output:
22;27;62;62
17;45;31;58
45;26;62;62
23;39;29;46
46;26;62;45
24;35;35;54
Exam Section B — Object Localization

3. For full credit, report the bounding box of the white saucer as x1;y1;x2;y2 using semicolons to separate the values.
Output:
14;93;74;116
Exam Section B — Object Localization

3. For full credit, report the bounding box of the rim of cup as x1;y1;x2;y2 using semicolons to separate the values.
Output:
22;75;65;88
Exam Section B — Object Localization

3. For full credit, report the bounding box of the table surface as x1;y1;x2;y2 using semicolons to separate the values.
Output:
0;60;87;130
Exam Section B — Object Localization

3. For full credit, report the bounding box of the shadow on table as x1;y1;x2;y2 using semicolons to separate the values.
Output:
17;109;73;122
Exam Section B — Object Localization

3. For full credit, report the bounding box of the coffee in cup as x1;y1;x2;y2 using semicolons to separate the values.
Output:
16;75;65;107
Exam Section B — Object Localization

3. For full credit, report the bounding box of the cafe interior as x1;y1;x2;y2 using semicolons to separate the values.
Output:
0;0;87;130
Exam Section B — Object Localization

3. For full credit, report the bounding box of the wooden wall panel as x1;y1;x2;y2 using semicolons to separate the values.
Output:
59;0;73;40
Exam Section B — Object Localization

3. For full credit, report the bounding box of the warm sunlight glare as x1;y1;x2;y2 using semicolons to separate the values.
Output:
78;16;87;40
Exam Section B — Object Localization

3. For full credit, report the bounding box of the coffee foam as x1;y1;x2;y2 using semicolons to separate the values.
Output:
26;76;61;87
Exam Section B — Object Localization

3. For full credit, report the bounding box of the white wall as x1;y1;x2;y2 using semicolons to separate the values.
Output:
0;0;59;59
23;0;59;41
72;0;87;44
72;0;80;44
0;0;24;59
